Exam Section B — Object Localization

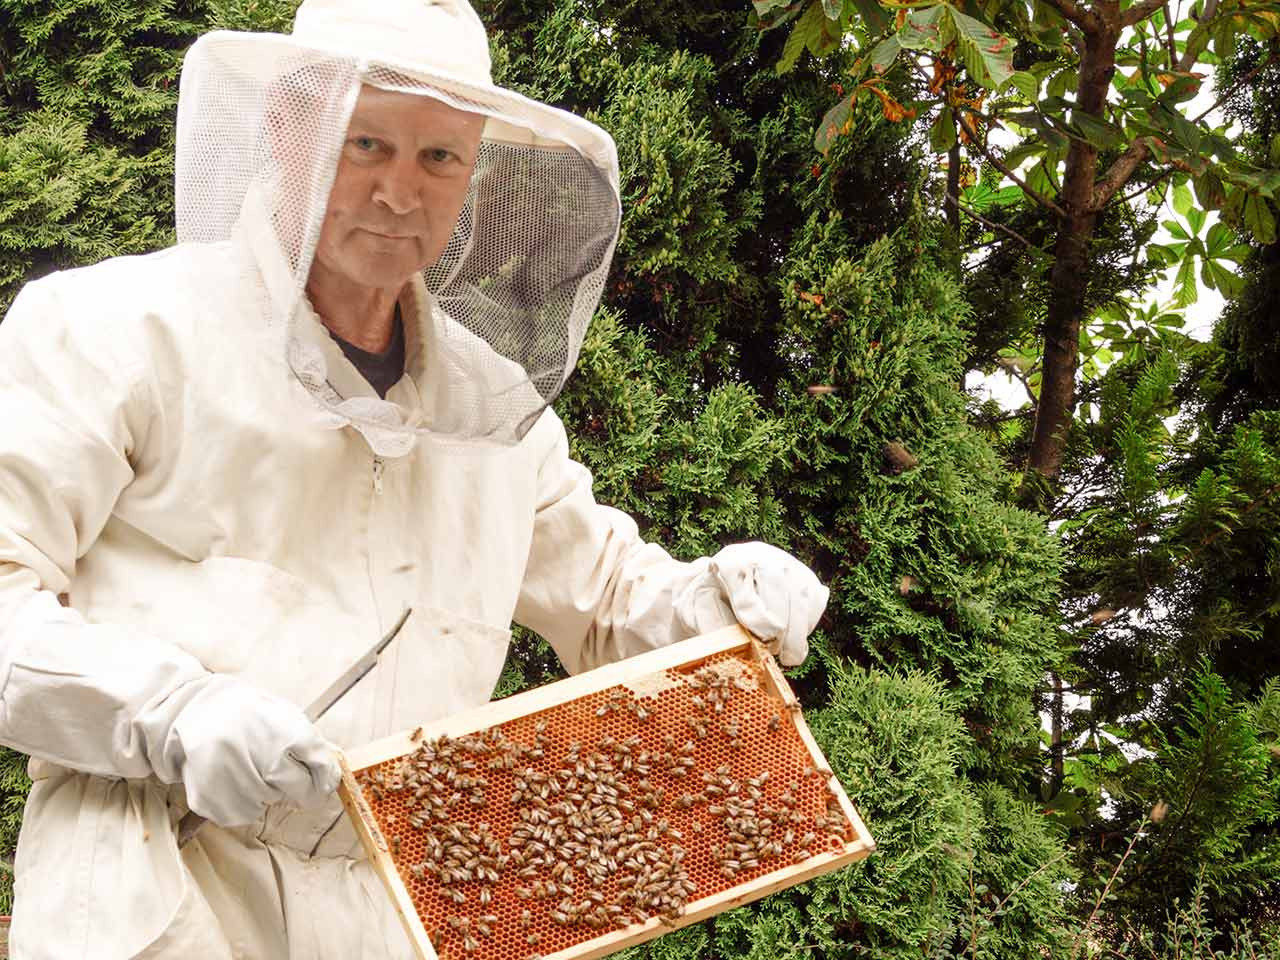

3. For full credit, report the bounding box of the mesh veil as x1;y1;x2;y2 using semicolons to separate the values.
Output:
174;33;621;453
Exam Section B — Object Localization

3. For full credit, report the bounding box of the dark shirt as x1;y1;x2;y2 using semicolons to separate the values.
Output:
328;305;406;399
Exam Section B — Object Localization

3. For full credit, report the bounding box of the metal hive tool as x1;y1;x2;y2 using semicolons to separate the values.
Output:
338;626;875;960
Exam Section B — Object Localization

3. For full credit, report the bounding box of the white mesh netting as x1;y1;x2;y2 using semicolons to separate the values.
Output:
175;34;620;450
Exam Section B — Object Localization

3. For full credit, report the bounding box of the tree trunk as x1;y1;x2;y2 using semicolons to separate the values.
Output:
946;137;962;276
1050;671;1065;796
1025;25;1120;492
946;138;961;235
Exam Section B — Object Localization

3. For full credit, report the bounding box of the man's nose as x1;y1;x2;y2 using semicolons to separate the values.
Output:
371;162;421;216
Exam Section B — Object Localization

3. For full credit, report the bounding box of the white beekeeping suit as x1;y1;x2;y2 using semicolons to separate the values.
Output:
0;0;829;956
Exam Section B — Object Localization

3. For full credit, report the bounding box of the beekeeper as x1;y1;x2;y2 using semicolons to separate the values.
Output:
0;0;828;957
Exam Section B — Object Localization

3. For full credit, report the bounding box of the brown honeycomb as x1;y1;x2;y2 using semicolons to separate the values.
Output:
352;650;856;960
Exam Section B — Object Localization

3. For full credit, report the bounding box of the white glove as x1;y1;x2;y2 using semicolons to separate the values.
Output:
139;674;341;828
675;541;829;666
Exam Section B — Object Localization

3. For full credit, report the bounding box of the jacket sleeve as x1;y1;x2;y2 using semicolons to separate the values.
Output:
0;276;209;779
512;410;713;675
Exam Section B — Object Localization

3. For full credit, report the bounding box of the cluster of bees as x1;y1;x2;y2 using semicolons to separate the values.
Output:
353;659;852;960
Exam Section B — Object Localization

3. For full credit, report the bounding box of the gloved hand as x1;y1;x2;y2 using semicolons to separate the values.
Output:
139;673;341;828
675;541;829;666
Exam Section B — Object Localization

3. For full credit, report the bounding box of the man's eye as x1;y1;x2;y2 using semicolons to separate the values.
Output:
350;136;380;152
427;148;454;164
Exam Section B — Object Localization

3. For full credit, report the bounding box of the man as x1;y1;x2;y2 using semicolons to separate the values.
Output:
0;0;828;956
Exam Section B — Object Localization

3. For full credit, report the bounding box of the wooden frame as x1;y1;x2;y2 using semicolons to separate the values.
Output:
338;626;875;960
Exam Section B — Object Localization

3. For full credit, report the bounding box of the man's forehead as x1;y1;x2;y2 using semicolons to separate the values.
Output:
349;84;486;136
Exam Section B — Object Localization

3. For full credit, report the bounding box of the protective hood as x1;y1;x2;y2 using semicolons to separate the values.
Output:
173;0;621;453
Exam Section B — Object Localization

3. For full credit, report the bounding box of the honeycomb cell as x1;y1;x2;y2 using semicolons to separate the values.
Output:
352;650;858;960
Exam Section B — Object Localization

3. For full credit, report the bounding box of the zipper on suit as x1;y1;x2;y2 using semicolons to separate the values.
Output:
372;457;385;495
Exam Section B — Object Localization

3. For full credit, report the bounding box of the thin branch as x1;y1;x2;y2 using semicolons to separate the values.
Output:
995;357;1039;406
1192;48;1277;123
1164;2;1178;71
1091;137;1153;211
955;109;1070;218
1116;167;1174;207
990;853;1070;917
944;192;1043;252
1122;0;1171;28
1070;819;1152;960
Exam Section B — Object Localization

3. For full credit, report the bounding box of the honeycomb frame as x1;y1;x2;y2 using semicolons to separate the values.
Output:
338;625;875;960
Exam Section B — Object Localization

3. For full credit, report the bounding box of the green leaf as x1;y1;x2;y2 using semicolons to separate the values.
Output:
821;0;841;19
897;4;949;52
1202;259;1245;297
1047;67;1075;99
1009;70;1038;100
753;0;795;16
1185;205;1206;236
948;7;1017;88
1119;84;1153;107
964;180;1022;212
1270;134;1280;169
815;94;857;155
777;0;825;74
1150;102;1202;154
1071;111;1125;150
851;0;892;33
1161;74;1202;104
1026;159;1059;198
1003;140;1046;170
869;34;902;75
1212;18;1237;61
1161;219;1190;241
1244;193;1277;244
1172;181;1194;217
1146;242;1181;268
930;105;956;153
1172;254;1198;307
1192;169;1227;210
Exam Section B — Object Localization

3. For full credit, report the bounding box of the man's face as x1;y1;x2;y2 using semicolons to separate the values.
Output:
309;86;486;294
